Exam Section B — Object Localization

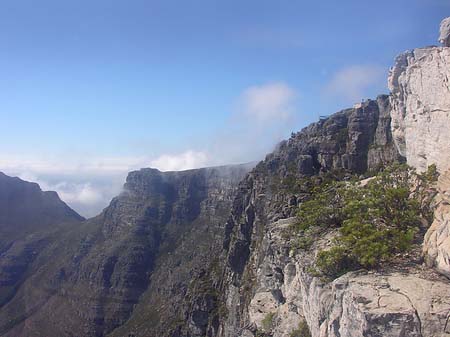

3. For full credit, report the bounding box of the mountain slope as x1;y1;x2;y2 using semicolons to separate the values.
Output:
0;165;251;337
0;172;84;330
0;172;84;248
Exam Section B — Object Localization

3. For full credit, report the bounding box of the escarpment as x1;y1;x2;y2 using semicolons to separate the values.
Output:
215;17;450;337
216;98;428;337
0;165;251;337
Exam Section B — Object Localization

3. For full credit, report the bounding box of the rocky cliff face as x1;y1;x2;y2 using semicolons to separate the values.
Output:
239;217;450;337
389;46;450;173
0;165;250;337
423;170;450;278
440;17;450;47
216;18;450;337
217;98;414;337
388;18;450;290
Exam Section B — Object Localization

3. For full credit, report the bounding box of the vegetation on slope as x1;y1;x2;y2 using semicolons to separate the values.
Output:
293;164;438;279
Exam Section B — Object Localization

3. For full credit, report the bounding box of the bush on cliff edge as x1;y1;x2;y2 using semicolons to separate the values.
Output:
294;164;434;279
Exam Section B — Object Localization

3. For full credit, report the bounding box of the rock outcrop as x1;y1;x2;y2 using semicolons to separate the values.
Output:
389;18;450;173
217;19;450;337
218;98;411;337
243;218;450;337
423;169;450;277
440;17;450;47
388;17;450;284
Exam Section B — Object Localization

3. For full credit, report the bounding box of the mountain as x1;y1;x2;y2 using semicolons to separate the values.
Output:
1;17;450;337
0;172;83;246
0;172;83;327
0;165;251;337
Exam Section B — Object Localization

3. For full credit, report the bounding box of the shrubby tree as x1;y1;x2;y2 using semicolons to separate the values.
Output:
294;164;432;278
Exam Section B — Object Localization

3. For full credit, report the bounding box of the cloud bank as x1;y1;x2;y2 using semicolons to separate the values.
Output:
0;82;299;218
150;150;209;172
324;64;386;102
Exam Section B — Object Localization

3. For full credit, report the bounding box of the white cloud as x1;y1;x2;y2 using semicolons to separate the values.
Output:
150;150;209;172
50;182;103;205
324;64;386;102
0;156;146;218
239;82;297;123
0;82;299;218
0;155;149;176
0;152;210;217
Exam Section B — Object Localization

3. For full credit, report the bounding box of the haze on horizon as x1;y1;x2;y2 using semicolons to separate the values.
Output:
0;0;447;217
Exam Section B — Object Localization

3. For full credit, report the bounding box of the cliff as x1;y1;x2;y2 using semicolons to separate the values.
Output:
215;17;450;337
0;165;251;337
216;97;450;337
389;46;450;173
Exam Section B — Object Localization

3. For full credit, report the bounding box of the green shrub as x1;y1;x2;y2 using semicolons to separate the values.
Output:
261;312;276;332
290;320;311;337
295;235;314;250
295;181;345;231
315;245;356;278
422;164;439;183
295;164;427;278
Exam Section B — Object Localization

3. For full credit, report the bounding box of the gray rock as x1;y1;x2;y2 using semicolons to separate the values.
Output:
219;97;406;337
423;169;450;278
389;46;450;173
234;216;450;337
439;17;450;47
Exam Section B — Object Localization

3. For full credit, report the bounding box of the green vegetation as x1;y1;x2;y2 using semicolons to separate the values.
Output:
255;330;270;337
294;164;435;279
422;163;439;183
262;312;276;332
335;127;348;145
289;320;311;337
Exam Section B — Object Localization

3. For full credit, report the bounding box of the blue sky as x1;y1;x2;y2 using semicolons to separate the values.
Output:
0;0;448;216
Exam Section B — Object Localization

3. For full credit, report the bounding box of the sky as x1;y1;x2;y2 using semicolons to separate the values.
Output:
0;0;448;217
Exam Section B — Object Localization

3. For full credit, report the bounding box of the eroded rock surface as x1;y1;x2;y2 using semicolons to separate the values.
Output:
218;98;418;337
440;17;450;47
389;46;450;173
424;170;450;278
245;218;450;337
